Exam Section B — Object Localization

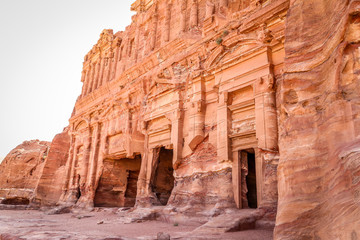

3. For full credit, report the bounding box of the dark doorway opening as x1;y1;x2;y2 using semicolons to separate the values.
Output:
240;149;257;209
124;170;140;207
1;197;29;205
152;147;174;205
246;151;257;208
94;155;141;207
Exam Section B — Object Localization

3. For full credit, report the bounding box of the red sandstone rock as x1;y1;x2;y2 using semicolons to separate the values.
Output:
0;140;50;204
56;1;286;219
34;128;70;206
2;0;359;238
275;0;360;239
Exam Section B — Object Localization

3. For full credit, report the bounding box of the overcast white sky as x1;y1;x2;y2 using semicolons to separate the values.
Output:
0;0;133;160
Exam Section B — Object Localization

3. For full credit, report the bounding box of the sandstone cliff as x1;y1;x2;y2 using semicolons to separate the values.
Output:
0;140;50;204
275;0;360;239
34;129;70;206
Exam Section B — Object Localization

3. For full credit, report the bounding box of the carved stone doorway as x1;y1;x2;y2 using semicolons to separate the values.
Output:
151;147;174;205
94;155;141;207
245;150;257;208
237;149;258;209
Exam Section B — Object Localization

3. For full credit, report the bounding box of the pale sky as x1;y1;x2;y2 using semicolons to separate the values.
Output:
0;0;134;160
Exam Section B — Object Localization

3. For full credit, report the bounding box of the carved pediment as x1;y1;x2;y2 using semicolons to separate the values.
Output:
204;32;262;69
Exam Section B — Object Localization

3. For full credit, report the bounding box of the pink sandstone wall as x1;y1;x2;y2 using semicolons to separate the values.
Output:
275;0;360;239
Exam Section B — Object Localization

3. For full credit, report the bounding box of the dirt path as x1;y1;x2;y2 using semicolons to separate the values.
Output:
0;209;273;239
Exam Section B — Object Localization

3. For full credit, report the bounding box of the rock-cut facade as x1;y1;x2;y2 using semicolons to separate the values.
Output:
1;0;360;239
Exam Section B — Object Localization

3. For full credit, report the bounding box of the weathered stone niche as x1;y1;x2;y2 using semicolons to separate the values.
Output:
94;155;141;207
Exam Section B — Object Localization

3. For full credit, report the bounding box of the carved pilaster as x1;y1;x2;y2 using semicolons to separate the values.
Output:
83;68;91;96
164;3;172;42
87;65;95;94
134;24;140;62
99;57;106;87
96;58;103;89
124;106;133;157
205;0;215;19
171;108;184;170
80;70;87;97
180;0;187;32
188;77;205;151
112;47;120;80
190;0;198;28
92;61;101;91
107;49;114;82
77;122;101;209
254;75;278;151
217;91;231;163
150;6;158;51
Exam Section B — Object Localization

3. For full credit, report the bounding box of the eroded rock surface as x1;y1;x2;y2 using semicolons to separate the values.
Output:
0;0;359;239
0;140;50;204
34;128;70;206
275;0;360;239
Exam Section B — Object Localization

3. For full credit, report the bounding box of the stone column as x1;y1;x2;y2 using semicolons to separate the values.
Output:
124;108;133;157
83;127;92;182
171;109;184;169
107;49;114;82
180;0;187;32
80;70;87;97
205;1;215;19
254;75;278;151
91;61;100;92
188;78;205;151
254;74;278;208
217;91;231;163
136;127;151;207
83;68;91;97
77;122;101;208
150;8;158;51
99;57;106;87
188;100;205;151
92;121;108;200
96;58;103;89
61;137;80;205
190;0;198;28
232;150;241;208
134;24;140;62
87;65;95;94
112;47;120;79
164;3;172;42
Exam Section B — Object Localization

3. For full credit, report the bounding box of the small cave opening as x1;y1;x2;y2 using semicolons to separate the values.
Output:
152;147;175;206
94;155;141;207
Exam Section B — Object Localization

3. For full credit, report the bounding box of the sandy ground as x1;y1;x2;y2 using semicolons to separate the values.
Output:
0;209;273;240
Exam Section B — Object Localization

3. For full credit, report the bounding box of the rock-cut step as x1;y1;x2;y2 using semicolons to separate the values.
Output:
192;209;264;234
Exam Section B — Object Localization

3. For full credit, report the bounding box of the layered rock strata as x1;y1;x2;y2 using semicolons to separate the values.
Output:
275;0;360;239
1;0;359;238
34;129;71;206
0;140;50;204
